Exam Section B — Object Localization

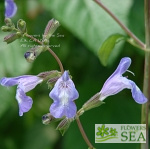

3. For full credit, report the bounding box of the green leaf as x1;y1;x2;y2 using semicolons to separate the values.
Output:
39;0;133;55
98;34;126;66
0;32;31;76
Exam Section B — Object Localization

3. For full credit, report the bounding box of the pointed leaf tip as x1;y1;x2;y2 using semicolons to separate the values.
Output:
98;34;126;66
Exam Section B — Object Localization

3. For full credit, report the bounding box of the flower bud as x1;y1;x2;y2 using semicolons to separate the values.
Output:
17;19;27;33
43;18;60;41
24;46;44;63
4;18;13;27
4;32;22;44
1;26;13;32
56;118;74;136
42;113;57;125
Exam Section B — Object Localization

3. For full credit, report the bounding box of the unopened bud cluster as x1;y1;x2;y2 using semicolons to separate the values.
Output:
1;18;15;32
1;18;27;44
1;18;60;63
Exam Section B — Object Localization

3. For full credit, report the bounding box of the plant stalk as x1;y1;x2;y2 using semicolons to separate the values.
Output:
47;48;64;73
93;0;145;50
141;0;150;149
76;117;95;149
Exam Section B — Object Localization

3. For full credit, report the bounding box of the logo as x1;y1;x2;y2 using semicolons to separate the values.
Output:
95;124;146;143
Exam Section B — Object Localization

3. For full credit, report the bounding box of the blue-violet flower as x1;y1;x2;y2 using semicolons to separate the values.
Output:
99;57;147;104
49;71;79;118
5;0;17;18
0;75;43;116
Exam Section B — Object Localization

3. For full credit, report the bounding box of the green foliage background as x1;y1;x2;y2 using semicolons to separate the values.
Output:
0;0;147;149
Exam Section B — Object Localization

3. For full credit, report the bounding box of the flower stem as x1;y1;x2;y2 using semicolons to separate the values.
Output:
24;33;64;73
141;0;150;149
93;0;145;50
24;33;42;45
76;117;95;149
47;48;64;73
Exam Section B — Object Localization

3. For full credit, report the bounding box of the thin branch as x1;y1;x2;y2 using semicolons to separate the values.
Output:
25;33;42;45
47;47;64;73
141;0;150;149
93;0;146;49
76;117;95;149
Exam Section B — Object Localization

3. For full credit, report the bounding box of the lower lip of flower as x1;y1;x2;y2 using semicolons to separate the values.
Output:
59;91;69;106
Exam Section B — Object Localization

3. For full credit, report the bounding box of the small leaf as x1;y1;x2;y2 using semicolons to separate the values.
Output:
0;33;31;76
98;34;126;66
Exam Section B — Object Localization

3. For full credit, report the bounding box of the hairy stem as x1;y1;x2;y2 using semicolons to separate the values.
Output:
24;33;64;73
76;117;95;149
141;0;150;149
93;0;145;49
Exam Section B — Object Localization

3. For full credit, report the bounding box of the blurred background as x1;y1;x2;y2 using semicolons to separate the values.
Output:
0;0;148;149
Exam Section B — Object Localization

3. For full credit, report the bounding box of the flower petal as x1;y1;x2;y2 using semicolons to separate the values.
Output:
18;76;43;92
16;87;33;116
50;101;77;118
49;71;79;118
105;57;131;83
129;81;147;104
50;71;79;101
0;76;24;86
5;0;17;18
100;76;132;100
114;57;131;75
0;75;43;91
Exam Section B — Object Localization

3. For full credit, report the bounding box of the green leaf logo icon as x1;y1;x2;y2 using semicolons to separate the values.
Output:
96;124;118;142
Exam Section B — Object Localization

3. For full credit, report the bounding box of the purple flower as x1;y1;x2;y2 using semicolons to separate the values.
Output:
5;0;17;18
49;71;79;118
100;57;147;104
0;75;43;116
